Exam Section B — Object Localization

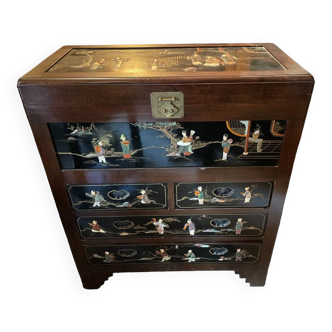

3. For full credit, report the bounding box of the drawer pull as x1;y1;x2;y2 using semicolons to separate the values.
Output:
159;96;176;102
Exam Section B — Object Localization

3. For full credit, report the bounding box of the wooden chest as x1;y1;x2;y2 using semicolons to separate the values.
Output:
18;44;314;288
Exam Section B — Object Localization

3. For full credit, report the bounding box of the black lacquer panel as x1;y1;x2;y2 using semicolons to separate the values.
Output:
78;214;266;239
68;183;167;211
86;243;261;265
175;182;273;209
49;121;286;169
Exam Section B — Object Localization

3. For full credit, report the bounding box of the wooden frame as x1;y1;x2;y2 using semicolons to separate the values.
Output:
19;43;311;83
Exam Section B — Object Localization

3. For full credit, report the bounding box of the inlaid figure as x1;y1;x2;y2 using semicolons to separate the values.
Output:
184;250;196;262
221;52;237;65
151;59;158;70
91;59;105;70
138;189;150;204
183;218;196;235
235;249;243;262
88;220;106;233
249;125;263;152
204;56;221;67
156;249;171;262
235;218;247;235
113;57;128;68
104;252;115;263
221;134;233;161
85;190;105;207
120;134;131;159
189;51;203;65
94;140;106;163
195;186;204;205
241;187;252;203
177;130;195;156
153;218;169;235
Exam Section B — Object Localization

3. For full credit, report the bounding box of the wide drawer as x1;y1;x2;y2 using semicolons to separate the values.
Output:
49;120;286;170
78;213;266;239
86;243;261;265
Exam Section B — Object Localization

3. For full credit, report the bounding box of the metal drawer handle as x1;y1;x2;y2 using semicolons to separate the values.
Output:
159;97;176;102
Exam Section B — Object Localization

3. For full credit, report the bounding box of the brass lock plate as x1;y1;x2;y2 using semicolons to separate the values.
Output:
151;92;184;118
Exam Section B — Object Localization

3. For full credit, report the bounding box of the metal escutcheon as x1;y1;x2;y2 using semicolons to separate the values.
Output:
150;92;184;118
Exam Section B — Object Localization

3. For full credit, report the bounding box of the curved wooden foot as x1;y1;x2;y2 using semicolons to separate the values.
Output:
81;273;113;290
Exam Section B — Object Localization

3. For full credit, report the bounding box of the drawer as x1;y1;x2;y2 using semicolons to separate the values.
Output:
49;120;286;170
68;183;167;211
175;182;272;209
78;214;266;239
86;243;261;265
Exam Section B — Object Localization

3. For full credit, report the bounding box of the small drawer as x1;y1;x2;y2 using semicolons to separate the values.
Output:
86;243;261;265
78;214;266;239
68;183;167;211
175;182;273;209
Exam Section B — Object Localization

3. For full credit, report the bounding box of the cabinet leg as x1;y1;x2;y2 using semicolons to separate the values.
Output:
81;273;113;290
235;269;268;287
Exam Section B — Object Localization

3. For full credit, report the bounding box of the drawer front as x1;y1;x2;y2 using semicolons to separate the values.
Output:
175;182;272;209
86;243;261;265
68;183;167;211
78;214;266;239
49;120;286;170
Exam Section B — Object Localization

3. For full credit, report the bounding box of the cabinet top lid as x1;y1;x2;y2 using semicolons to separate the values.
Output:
18;43;313;84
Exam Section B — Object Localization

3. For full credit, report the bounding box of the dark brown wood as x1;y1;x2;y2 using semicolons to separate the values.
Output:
61;167;278;184
18;43;314;288
18;43;312;83
21;82;309;108
20;83;312;121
